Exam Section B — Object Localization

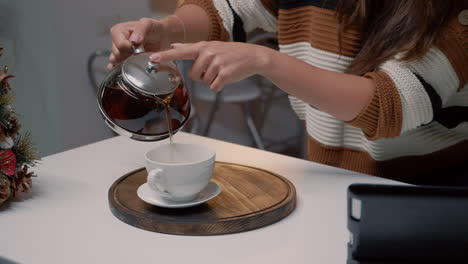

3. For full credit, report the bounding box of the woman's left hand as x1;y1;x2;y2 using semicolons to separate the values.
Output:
150;41;273;92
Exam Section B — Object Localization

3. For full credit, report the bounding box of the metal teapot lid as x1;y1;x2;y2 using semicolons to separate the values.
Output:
121;45;181;96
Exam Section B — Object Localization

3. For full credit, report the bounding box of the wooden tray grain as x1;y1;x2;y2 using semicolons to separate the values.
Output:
108;162;296;236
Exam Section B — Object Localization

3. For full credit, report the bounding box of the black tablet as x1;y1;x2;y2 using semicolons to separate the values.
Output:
347;183;468;264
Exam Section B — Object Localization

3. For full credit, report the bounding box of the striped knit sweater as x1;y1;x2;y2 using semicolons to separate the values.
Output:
181;0;468;179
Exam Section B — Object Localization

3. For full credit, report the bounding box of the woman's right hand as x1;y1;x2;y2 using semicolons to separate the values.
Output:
108;18;166;70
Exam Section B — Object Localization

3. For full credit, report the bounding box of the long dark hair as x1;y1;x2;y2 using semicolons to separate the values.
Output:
337;0;465;75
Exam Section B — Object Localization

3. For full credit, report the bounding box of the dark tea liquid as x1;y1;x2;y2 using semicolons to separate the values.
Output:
101;78;190;139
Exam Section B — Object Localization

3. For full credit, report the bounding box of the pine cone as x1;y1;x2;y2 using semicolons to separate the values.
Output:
0;174;11;204
11;165;33;196
0;65;14;91
6;116;21;138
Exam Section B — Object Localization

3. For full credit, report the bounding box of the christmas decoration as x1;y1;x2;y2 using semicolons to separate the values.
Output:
11;165;33;194
0;48;39;206
0;149;16;175
0;175;10;204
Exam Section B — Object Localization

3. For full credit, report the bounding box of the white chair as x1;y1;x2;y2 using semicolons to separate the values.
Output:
189;75;265;149
87;49;111;92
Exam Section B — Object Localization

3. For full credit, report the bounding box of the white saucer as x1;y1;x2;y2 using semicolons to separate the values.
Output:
137;181;221;209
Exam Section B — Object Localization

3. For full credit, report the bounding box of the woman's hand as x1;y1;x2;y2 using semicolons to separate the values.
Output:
108;18;164;70
108;16;185;70
150;41;273;92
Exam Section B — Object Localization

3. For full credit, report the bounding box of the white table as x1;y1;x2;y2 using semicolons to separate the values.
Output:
1;132;396;264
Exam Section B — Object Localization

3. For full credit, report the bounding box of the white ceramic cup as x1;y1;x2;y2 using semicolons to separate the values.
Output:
145;143;216;202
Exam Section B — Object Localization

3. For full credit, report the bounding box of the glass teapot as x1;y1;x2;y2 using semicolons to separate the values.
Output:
97;46;191;141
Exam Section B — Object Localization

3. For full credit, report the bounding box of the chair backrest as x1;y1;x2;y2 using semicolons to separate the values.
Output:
87;49;111;93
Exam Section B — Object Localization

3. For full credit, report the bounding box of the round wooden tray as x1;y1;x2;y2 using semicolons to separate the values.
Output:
108;162;296;236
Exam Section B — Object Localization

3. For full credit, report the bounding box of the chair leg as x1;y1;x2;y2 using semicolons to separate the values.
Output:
202;92;222;136
299;120;307;159
258;85;275;132
190;115;200;134
243;103;265;150
187;103;200;134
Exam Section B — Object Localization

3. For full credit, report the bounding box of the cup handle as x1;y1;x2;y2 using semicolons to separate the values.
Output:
147;168;172;199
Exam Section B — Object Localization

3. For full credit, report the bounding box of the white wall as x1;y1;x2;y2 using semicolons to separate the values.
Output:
2;0;154;156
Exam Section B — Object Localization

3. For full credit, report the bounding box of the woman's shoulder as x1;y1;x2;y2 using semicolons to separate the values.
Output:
439;10;468;37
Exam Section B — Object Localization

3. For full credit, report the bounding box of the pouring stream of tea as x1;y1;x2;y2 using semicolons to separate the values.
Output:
154;94;174;144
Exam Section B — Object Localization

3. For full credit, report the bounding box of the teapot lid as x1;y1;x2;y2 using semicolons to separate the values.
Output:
121;50;181;96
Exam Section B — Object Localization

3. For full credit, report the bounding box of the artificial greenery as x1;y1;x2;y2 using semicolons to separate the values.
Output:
12;133;39;168
0;48;39;205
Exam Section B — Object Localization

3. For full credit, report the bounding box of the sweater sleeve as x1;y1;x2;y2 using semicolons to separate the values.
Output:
348;15;468;140
180;0;277;42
